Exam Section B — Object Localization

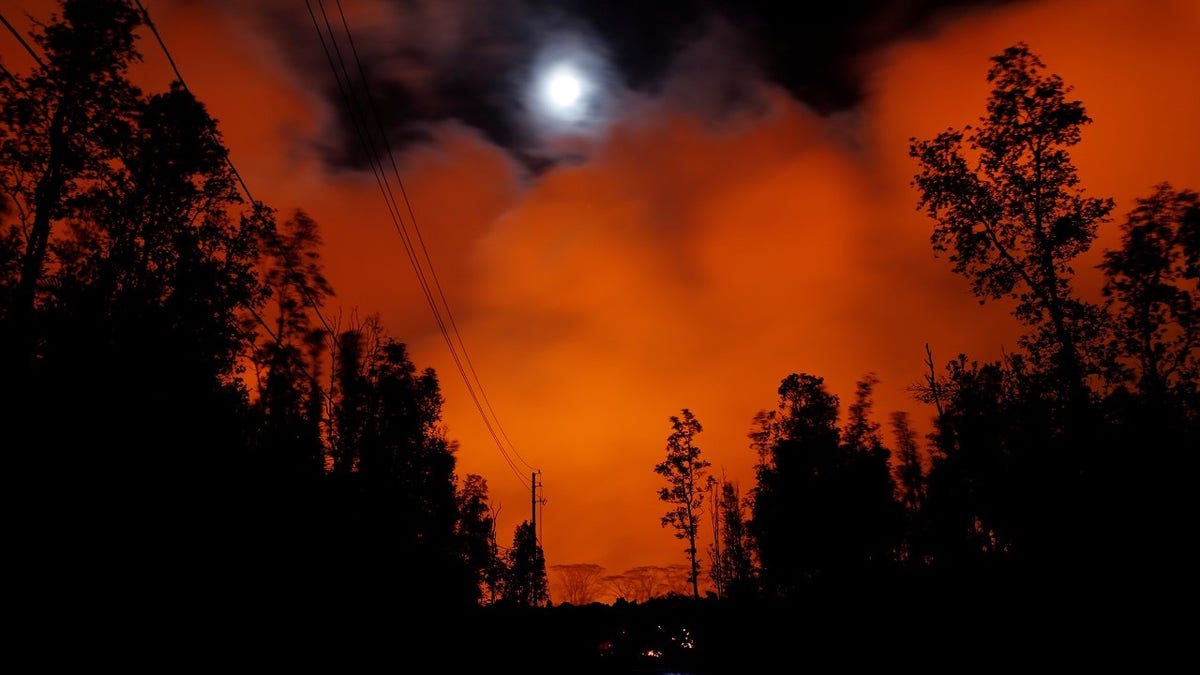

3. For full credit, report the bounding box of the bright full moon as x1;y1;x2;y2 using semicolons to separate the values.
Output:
528;37;612;133
539;63;587;120
547;72;582;108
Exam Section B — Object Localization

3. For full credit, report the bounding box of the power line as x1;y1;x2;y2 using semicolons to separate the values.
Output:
3;5;334;411
305;0;537;488
5;4;346;452
133;0;539;492
132;0;353;469
0;11;45;68
132;0;339;349
314;0;531;486
329;0;537;475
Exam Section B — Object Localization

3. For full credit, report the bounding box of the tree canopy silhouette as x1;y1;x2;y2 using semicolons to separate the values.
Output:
0;0;503;616
708;479;756;601
747;373;902;598
500;520;549;606
1100;183;1200;414
655;408;714;600
907;45;1197;595
909;42;1113;419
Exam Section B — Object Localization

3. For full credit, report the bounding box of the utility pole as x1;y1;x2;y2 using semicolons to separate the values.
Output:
531;470;542;606
710;478;722;599
531;471;539;543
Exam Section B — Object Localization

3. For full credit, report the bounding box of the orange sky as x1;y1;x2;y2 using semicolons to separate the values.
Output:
4;0;1199;601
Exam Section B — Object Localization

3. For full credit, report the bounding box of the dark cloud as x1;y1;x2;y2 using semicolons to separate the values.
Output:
257;1;536;170
703;0;1019;111
262;0;1018;172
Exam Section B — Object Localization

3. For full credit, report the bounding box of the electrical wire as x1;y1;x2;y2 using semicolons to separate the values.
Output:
0;11;45;68
133;0;541;496
330;0;537;474
305;0;538;489
134;0;340;338
3;5;331;405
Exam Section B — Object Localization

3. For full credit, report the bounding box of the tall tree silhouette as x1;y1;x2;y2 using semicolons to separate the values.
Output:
890;411;926;515
250;209;334;484
918;352;1075;573
907;44;1125;585
908;42;1113;419
1095;183;1200;583
501;520;548;607
0;2;302;606
332;324;368;476
0;1;509;616
6;23;270;513
456;473;501;605
0;0;143;386
708;480;757;601
748;373;842;597
890;411;927;566
838;374;903;569
655;408;714;600
1;0;143;489
1100;183;1200;416
322;317;470;607
749;373;905;597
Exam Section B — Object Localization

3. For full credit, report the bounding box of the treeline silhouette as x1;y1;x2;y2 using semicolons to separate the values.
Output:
2;3;1193;669
1;1;546;628
636;56;1196;623
683;43;1196;607
527;41;1195;670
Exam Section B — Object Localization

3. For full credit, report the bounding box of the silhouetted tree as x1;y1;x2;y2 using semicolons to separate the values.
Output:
918;353;1077;574
1100;183;1200;416
10;24;270;526
908;343;950;416
708;480;757;601
838;374;904;569
909;42;1112;419
551;563;607;605
320;317;471;606
660;564;699;598
331;316;458;495
500;520;548;607
1095;183;1200;582
906;43;1136;587
606;566;664;603
332;323;368;475
457;473;501;604
0;0;143;386
0;3;339;610
890;411;926;515
250;210;335;483
749;372;907;596
0;1;501;614
654;408;715;600
749;373;842;597
890;410;926;566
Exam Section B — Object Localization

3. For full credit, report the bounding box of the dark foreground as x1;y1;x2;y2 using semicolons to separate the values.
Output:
18;566;1174;672
454;577;1169;673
